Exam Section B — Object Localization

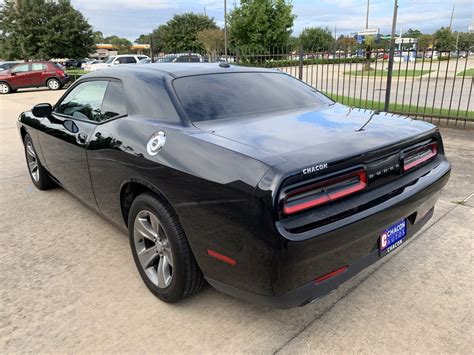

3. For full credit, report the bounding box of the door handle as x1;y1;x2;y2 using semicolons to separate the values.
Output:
77;133;88;144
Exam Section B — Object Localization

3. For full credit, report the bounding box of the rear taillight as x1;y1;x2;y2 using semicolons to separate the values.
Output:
283;170;367;215
403;142;438;172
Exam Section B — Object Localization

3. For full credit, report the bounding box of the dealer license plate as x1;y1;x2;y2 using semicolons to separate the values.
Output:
379;219;406;256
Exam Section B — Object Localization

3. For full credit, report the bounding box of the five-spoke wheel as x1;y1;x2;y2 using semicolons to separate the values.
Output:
128;193;204;303
134;210;174;288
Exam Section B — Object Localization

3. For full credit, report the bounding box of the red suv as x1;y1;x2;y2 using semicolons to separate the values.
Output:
0;61;69;94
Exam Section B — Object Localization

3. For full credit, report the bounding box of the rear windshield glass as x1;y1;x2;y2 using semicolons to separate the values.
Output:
173;72;331;122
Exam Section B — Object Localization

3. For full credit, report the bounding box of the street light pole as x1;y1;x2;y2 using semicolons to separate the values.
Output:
224;0;228;62
366;0;370;29
384;0;398;112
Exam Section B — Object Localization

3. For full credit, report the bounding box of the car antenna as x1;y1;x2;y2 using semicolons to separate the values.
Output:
356;110;380;132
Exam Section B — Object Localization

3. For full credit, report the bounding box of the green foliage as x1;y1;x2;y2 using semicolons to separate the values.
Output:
0;0;95;60
240;56;374;68
93;31;104;44
228;0;295;53
336;35;356;51
103;35;132;54
135;34;150;44
197;28;225;58
456;32;474;51
299;27;334;52
417;34;434;51
402;29;422;38
433;27;456;51
161;13;217;52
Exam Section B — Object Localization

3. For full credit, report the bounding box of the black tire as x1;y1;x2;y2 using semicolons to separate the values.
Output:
0;81;11;94
24;134;56;190
46;78;61;90
128;193;204;303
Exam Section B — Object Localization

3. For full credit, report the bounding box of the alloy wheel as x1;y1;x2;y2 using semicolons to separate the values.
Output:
48;79;59;90
26;140;39;182
133;210;173;288
0;83;10;94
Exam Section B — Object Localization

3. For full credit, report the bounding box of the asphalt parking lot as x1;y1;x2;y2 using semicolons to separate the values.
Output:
1;88;473;353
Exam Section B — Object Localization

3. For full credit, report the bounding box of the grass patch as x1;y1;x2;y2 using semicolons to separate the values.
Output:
343;69;433;77
66;68;86;75
456;68;474;77
324;92;474;120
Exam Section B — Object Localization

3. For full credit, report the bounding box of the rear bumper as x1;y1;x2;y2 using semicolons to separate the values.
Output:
207;206;434;309
207;159;450;308
59;76;70;86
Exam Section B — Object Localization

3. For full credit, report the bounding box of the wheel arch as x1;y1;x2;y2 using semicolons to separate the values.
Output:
0;80;12;91
120;178;182;228
20;126;28;142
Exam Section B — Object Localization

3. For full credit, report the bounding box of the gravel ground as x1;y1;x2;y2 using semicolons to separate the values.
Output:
0;88;473;353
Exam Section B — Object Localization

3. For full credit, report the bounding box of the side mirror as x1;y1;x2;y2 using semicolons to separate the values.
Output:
32;103;53;117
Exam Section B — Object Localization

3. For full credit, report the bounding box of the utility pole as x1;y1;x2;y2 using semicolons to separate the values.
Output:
366;0;370;29
224;0;228;62
449;5;455;29
384;0;398;112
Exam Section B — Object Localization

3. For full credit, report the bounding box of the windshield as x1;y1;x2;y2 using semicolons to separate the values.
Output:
105;56;116;64
173;72;331;122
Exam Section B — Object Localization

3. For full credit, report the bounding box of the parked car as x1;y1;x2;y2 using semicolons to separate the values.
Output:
81;59;101;71
88;55;150;71
139;58;152;64
0;61;23;71
0;61;69;94
17;63;450;308
155;53;203;63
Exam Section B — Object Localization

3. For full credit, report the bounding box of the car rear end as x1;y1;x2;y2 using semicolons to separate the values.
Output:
48;62;70;86
170;67;451;308
246;129;450;308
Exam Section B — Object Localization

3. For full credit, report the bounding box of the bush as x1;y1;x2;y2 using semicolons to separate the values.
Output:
238;57;375;68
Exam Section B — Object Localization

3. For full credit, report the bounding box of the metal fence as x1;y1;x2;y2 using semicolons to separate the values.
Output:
231;48;473;128
77;49;474;128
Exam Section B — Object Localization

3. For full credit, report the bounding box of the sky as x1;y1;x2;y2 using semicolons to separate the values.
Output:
5;0;474;41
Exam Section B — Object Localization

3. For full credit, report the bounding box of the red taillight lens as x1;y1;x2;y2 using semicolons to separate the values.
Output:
403;142;438;172
283;170;367;215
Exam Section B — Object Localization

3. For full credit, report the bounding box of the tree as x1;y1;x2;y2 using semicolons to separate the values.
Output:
0;0;95;60
93;31;104;44
456;32;474;51
135;34;149;44
299;27;334;52
228;0;295;52
336;35;356;51
433;27;456;51
162;13;217;52
197;28;224;59
417;34;434;51
136;25;169;56
403;29;422;38
104;35;132;54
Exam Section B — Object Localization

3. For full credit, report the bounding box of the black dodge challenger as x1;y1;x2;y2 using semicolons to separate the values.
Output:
18;63;451;308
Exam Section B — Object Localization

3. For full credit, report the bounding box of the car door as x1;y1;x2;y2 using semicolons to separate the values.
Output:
38;80;110;208
29;63;46;87
9;63;31;88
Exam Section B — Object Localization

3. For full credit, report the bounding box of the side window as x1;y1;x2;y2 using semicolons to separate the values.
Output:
117;56;136;64
55;81;108;122
11;64;30;73
31;63;45;71
101;81;127;120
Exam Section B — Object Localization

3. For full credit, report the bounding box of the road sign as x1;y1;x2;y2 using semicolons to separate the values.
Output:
357;28;380;36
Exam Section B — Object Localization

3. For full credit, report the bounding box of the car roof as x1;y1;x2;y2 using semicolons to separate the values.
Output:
84;63;277;79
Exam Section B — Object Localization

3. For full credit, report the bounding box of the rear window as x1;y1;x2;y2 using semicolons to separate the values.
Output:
173;72;330;122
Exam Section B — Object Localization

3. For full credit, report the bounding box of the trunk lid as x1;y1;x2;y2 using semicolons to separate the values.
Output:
194;104;436;168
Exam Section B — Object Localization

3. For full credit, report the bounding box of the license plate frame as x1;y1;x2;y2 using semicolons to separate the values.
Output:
379;219;407;257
